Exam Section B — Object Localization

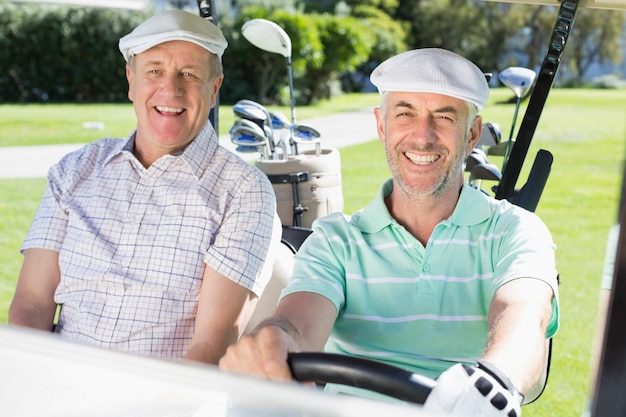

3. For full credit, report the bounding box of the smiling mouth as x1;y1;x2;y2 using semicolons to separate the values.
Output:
156;105;184;115
405;151;440;166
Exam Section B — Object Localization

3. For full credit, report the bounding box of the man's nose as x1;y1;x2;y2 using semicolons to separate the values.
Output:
162;75;183;96
410;117;436;142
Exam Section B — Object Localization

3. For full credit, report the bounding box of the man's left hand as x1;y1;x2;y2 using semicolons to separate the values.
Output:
423;361;523;417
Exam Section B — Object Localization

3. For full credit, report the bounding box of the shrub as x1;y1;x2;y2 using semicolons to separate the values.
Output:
0;4;147;102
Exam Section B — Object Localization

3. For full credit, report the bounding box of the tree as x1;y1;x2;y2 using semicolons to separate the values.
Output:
221;6;374;104
565;8;625;85
511;5;557;71
221;6;325;104
299;12;375;103
393;1;534;74
341;5;408;92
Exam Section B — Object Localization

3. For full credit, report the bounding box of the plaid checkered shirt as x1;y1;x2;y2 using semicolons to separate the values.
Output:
21;121;277;358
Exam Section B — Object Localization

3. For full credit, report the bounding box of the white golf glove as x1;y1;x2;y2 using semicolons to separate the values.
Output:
423;361;523;417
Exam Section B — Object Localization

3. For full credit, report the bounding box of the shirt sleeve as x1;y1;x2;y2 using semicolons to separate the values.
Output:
494;208;560;338
203;166;279;296
20;161;70;254
279;213;348;313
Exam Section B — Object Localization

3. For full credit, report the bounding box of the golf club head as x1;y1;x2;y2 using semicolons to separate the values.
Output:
291;124;322;146
233;103;266;126
236;99;269;113
230;125;267;147
230;126;269;159
498;67;536;98
242;18;292;58
292;124;321;138
470;162;502;182
270;111;291;130
471;147;488;159
236;99;275;152
232;118;266;138
465;148;489;172
478;122;502;148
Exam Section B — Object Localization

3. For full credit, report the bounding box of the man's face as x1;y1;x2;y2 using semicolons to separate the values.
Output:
126;40;223;164
374;91;481;198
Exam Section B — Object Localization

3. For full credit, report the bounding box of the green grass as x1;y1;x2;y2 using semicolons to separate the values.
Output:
0;178;47;318
1;89;625;416
0;93;382;147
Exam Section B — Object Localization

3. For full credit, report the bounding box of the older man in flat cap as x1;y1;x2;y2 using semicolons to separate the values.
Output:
220;48;559;416
10;10;280;365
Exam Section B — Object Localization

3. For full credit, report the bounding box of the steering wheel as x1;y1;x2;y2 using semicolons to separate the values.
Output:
287;352;437;405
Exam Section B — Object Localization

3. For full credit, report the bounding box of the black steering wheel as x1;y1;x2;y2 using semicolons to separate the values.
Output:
287;352;437;405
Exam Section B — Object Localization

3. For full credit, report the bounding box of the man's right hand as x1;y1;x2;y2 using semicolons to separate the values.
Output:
219;324;300;382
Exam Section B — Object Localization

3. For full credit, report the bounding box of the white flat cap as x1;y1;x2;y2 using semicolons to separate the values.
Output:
118;10;227;62
370;48;490;110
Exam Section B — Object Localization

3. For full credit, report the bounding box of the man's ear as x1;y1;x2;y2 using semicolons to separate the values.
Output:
466;114;483;154
126;63;134;102
374;107;385;145
209;74;224;109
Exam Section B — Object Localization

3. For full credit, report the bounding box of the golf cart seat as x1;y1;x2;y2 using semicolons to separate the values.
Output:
245;226;313;334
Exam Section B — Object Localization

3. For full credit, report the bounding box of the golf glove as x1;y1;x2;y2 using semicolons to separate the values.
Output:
423;361;523;417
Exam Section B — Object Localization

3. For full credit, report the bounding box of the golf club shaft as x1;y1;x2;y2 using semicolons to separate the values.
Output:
502;97;522;173
287;57;299;155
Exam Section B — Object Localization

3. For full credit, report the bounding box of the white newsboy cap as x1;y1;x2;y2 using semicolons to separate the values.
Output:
370;48;490;110
118;10;228;62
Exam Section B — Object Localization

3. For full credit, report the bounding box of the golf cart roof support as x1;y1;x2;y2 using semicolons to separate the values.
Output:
197;0;219;133
495;0;578;202
591;154;626;416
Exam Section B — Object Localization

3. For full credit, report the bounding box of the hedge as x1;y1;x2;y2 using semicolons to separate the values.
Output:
0;5;147;102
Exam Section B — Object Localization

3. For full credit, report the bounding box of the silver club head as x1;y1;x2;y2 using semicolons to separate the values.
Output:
231;118;266;137
230;125;267;146
466;148;489;172
234;99;275;151
470;162;502;182
270;111;291;130
292;124;321;141
498;67;536;98
242;18;292;58
478;122;502;148
233;103;267;126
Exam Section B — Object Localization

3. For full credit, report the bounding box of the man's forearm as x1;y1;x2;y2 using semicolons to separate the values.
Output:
482;302;551;395
9;301;56;331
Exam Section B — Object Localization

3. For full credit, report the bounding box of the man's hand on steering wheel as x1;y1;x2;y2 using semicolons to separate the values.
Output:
423;361;523;417
219;325;298;382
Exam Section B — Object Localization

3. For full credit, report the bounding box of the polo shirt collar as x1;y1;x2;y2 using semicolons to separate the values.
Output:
449;183;492;226
355;179;492;233
355;179;396;233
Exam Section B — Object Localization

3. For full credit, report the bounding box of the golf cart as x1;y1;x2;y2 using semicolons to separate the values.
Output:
2;0;626;416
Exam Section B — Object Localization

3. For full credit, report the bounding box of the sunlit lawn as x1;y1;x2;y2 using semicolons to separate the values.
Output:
1;88;625;416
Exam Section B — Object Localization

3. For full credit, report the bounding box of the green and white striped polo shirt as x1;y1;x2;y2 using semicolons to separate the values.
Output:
282;179;559;382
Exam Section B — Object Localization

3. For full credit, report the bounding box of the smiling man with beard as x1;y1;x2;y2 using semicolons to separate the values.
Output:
9;10;280;365
220;48;560;417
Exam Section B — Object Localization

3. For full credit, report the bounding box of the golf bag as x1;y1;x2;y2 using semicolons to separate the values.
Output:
256;148;343;229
